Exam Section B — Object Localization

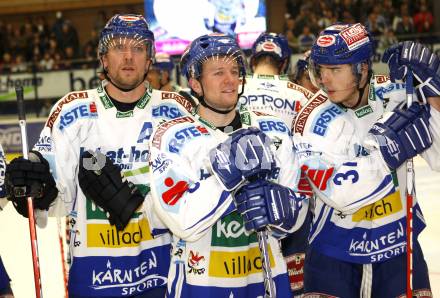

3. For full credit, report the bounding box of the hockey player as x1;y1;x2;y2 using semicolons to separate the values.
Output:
291;50;319;94
148;33;306;297
293;23;440;296
146;52;178;92
0;257;13;298
239;32;313;129
0;144;14;298
5;14;194;297
239;32;313;296
0;144;5;205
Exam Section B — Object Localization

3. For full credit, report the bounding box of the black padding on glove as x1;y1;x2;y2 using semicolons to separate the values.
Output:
5;150;58;217
78;150;144;231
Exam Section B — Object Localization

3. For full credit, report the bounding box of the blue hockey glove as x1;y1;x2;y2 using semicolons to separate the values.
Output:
234;179;299;234
369;102;432;169
210;127;276;191
382;41;440;102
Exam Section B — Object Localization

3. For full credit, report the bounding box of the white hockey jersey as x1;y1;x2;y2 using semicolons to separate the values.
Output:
148;108;303;297
34;81;194;297
293;75;440;264
0;144;5;200
239;74;314;130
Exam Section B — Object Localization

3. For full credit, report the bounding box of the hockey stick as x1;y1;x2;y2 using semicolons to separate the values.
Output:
257;230;276;298
405;71;414;298
57;217;69;297
15;85;43;298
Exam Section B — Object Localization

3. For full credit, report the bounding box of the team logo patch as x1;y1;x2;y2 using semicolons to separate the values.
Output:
118;15;142;22
285;253;305;291
187;250;206;275
256;41;282;57
316;35;336;47
339;23;369;50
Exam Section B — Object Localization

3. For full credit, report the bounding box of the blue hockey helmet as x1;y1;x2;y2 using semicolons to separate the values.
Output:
98;14;155;58
292;50;311;82
251;32;292;74
310;23;374;66
180;33;246;81
309;23;374;87
152;52;174;72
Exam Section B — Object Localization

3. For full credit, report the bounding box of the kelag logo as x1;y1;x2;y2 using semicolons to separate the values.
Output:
211;212;257;247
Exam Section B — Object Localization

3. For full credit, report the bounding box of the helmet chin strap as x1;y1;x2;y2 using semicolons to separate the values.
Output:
340;69;372;109
196;76;246;114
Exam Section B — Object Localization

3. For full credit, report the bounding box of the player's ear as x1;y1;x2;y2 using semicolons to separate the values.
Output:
102;55;109;71
146;59;152;73
189;78;203;97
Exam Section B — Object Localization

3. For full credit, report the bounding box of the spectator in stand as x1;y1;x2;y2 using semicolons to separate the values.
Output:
293;4;311;36
46;36;59;57
82;43;99;69
392;2;410;31
52;11;66;43
298;25;316;53
377;28;399;54
395;13;415;40
0;52;13;73
413;3;434;43
381;0;396;27
317;9;334;30
0;21;4;57
52;51;65;70
11;54;28;73
284;15;298;53
2;23;13;54
84;29;99;52
39;52;55;71
58;20;80;57
9;26;26;57
35;16;50;39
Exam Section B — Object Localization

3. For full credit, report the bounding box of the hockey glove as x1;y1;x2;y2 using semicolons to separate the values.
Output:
234;179;299;235
382;41;440;102
78;150;144;231
209;127;276;191
5;150;58;217
368;102;432;169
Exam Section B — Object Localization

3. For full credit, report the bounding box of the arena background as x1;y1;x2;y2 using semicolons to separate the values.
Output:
0;0;439;296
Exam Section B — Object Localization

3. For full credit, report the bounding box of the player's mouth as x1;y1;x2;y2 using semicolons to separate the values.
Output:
122;66;135;71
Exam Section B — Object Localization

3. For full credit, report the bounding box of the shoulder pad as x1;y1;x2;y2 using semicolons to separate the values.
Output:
157;90;195;113
287;81;314;99
294;91;328;135
45;91;91;130
151;116;210;153
372;75;406;102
